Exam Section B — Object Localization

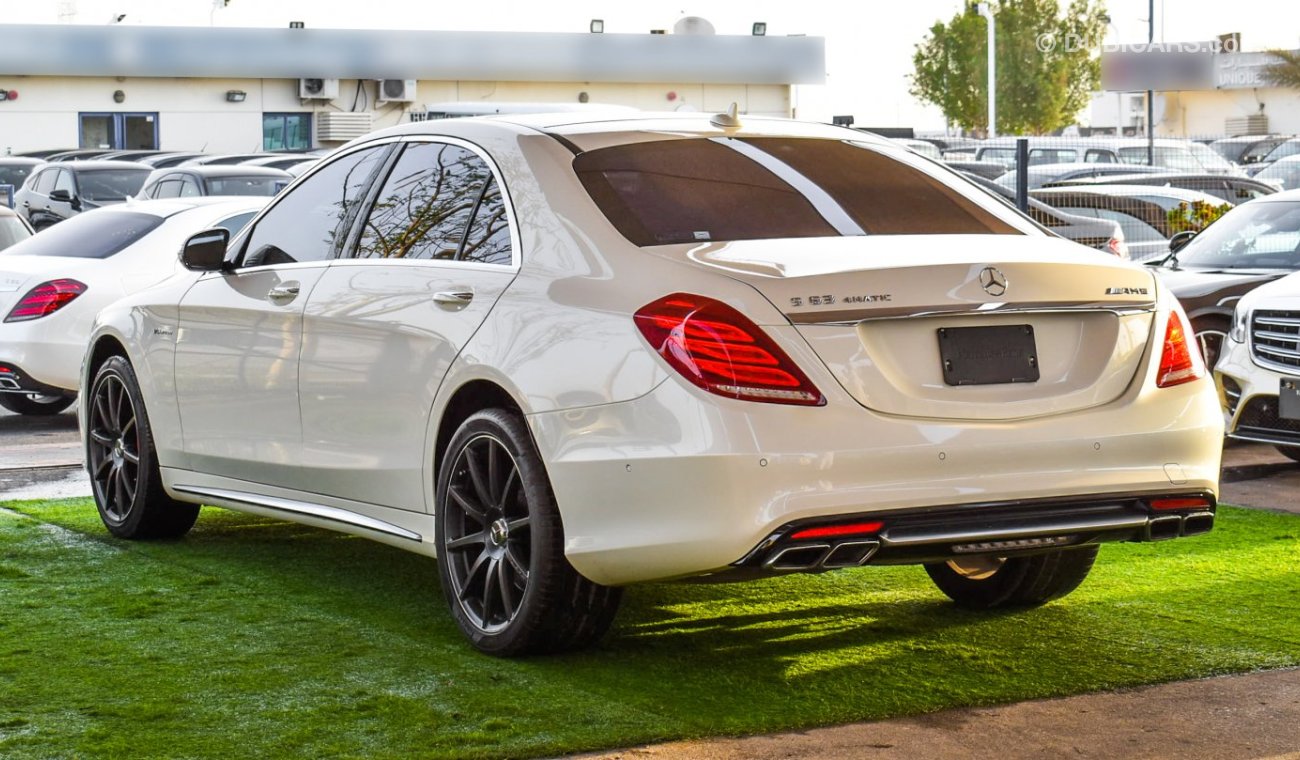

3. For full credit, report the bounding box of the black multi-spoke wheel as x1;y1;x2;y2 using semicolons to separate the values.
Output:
1192;317;1229;372
436;409;621;656
0;391;74;416
924;545;1099;609
86;356;199;539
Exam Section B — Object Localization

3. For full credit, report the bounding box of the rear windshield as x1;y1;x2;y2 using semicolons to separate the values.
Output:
206;177;284;196
575;137;1022;246
77;169;151;202
0;165;36;189
0;210;162;259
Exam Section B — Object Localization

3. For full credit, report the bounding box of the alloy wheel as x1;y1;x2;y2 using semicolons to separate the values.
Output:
442;433;532;634
87;373;140;523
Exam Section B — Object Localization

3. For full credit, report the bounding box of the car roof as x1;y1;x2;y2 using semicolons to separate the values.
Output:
1032;184;1224;201
1254;187;1300;202
0;157;45;166
52;160;153;171
362;111;894;148
152;165;292;178
90;196;272;219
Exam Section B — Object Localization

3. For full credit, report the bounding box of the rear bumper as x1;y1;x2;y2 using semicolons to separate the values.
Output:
529;366;1223;586
0;361;74;398
728;491;1215;577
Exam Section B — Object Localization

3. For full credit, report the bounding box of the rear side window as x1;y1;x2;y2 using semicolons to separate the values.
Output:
0;211;163;259
355;142;498;261
205;177;282;196
575;137;1020;246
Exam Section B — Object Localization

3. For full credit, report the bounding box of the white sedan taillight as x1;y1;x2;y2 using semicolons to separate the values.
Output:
1156;311;1203;388
4;279;87;323
634;293;825;406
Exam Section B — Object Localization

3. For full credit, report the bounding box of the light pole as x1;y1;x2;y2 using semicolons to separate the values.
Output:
976;2;996;137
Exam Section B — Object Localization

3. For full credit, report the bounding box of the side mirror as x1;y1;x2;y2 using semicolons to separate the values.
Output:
180;228;230;272
49;189;73;202
1169;229;1197;253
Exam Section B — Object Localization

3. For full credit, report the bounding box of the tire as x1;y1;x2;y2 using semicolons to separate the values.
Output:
0;392;75;416
1191;316;1229;372
436;408;622;656
85;355;199;539
924;545;1100;609
1274;445;1300;463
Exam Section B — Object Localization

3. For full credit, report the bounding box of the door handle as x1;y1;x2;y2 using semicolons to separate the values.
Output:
267;284;300;302
433;290;474;307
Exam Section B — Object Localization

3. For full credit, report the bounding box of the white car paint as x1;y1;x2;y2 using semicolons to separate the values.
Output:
83;114;1222;593
0;197;267;394
1217;267;1300;450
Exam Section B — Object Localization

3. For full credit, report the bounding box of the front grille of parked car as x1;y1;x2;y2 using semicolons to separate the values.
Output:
1233;396;1300;444
1251;310;1300;370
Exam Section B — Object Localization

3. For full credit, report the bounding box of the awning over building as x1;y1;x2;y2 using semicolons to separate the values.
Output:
0;25;826;85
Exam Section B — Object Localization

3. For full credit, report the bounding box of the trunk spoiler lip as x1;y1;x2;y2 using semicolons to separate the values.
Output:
786;301;1156;326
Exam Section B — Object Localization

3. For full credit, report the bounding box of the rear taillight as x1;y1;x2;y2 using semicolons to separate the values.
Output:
634;293;825;406
4;279;87;323
1156;310;1203;388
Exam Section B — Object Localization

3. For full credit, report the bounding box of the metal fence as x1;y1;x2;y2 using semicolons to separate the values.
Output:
909;133;1295;262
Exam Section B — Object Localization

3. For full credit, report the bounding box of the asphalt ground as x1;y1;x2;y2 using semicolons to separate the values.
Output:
2;404;1299;758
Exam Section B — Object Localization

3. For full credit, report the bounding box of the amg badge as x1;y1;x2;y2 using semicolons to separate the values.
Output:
1105;287;1149;295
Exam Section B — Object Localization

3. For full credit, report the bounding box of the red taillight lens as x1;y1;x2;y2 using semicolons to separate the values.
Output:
634;293;825;406
4;279;87;323
790;521;884;540
1156;310;1202;388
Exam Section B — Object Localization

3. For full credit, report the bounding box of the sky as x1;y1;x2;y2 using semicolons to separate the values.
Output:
2;0;1298;131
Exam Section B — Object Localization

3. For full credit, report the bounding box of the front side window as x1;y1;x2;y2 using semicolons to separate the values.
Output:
355;142;494;260
239;145;389;267
33;170;56;194
576;137;1022;247
1177;201;1300;268
152;179;183;199
53;170;75;195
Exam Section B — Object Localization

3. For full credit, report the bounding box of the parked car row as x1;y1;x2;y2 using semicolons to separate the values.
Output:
4;151;310;229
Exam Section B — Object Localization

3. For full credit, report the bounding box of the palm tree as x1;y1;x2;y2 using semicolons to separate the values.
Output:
1263;50;1300;89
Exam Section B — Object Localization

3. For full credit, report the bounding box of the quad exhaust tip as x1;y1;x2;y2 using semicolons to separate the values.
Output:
763;540;880;572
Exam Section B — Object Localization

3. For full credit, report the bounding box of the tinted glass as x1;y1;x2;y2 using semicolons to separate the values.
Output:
180;177;202;197
153;180;182;199
240;145;388;266
576;137;1019;246
460;178;511;264
53;170;75;194
356;143;487;260
34;170;56;194
1178;201;1300;268
205;176;283;196
0;165;35;188
1256;161;1300;190
214;211;258;236
0;216;31;250
1064;207;1165;243
1264;141;1300;162
0;210;163;259
1117;147;1200;171
75;169;149;201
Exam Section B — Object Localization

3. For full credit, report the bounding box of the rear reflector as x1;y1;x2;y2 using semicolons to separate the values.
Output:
634;293;825;406
1156;310;1202;388
1151;497;1212;511
4;279;87;323
790;521;884;540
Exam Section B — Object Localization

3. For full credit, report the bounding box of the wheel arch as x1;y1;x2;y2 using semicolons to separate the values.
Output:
433;379;527;489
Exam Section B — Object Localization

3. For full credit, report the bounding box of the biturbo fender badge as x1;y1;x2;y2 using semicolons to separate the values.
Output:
979;266;1008;297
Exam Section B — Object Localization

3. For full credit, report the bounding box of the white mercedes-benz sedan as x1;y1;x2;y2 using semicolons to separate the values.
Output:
81;112;1223;655
0;197;267;415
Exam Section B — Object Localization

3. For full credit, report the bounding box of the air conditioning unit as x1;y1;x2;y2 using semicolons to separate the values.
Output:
377;79;417;104
299;78;339;100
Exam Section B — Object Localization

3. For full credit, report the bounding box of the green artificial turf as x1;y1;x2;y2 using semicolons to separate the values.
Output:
1;499;1298;759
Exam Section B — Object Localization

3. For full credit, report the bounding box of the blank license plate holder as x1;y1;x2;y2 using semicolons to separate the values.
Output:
938;325;1040;386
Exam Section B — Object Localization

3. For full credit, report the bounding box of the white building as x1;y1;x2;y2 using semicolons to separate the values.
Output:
0;24;825;154
1090;48;1300;137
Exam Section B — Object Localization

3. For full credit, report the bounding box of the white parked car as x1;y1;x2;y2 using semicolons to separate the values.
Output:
81;112;1222;656
1217;265;1300;460
0;197;267;415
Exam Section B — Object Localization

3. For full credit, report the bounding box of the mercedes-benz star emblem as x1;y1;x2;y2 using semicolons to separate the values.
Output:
979;266;1008;297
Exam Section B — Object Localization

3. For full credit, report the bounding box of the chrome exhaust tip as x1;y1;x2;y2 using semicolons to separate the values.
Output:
1181;512;1215;536
822;540;880;568
1146;515;1183;541
763;544;831;572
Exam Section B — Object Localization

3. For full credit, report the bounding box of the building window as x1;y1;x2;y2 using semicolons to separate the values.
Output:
263;113;312;151
79;113;158;150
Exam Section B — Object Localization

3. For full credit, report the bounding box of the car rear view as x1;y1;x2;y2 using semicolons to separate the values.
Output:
526;121;1223;602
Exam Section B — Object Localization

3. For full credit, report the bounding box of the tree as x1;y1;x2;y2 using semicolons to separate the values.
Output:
910;0;1108;135
1262;49;1300;89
